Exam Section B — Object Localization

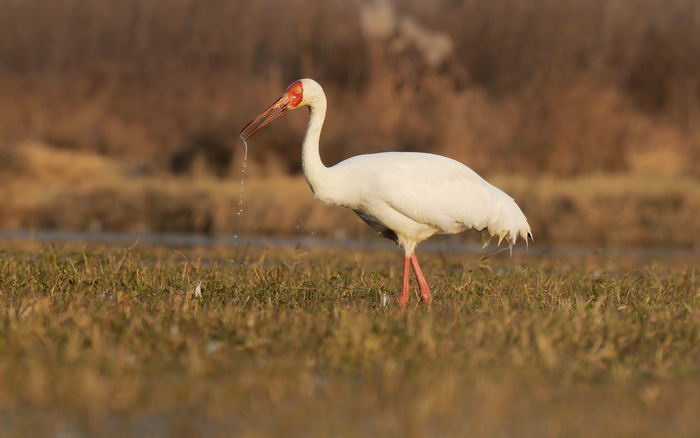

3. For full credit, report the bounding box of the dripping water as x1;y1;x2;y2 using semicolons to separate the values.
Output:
234;136;249;243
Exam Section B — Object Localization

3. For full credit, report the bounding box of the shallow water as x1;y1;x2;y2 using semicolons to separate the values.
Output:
0;229;697;262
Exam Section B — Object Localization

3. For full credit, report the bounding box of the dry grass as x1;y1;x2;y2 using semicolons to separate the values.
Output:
0;0;699;177
0;245;698;437
2;143;699;249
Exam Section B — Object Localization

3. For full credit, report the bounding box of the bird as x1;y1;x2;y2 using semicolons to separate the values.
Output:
240;79;532;309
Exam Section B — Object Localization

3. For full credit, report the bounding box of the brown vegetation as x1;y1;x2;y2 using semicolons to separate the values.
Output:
1;0;699;246
0;0;699;178
2;142;699;248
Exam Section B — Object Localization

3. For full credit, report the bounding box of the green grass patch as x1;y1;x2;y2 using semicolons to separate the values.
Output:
0;246;698;437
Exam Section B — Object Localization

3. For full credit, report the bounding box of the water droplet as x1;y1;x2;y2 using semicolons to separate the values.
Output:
234;136;250;245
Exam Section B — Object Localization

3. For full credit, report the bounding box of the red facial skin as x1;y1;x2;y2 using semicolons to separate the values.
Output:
239;80;304;140
286;81;304;108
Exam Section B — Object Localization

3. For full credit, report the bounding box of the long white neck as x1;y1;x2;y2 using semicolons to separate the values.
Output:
301;94;330;195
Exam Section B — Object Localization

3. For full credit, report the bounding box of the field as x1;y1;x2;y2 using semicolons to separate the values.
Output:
1;243;698;437
1;0;699;435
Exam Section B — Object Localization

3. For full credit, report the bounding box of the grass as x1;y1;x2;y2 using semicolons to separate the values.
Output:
0;244;698;437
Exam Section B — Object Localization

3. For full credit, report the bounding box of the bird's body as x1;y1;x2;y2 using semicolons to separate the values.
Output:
241;78;531;308
323;151;531;255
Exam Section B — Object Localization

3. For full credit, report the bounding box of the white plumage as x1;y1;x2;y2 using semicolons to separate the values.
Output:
330;151;531;255
241;78;532;308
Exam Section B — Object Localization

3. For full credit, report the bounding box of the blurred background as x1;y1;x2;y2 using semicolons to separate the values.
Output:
0;0;698;248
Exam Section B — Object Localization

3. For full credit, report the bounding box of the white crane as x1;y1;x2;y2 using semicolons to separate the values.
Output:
240;79;532;309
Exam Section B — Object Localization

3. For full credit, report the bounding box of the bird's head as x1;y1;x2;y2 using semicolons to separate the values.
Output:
240;78;323;141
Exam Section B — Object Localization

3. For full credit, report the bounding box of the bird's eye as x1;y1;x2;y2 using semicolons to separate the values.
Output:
296;88;302;94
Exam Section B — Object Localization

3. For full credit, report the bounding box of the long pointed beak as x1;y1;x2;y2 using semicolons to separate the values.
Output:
240;95;290;140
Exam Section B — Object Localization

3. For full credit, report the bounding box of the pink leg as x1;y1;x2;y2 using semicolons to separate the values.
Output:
410;254;432;307
399;256;411;309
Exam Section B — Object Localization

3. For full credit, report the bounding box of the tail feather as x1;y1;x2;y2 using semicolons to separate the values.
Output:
482;191;532;254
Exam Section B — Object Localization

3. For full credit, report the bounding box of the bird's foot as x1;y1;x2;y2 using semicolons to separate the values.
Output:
419;287;432;310
398;293;409;310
